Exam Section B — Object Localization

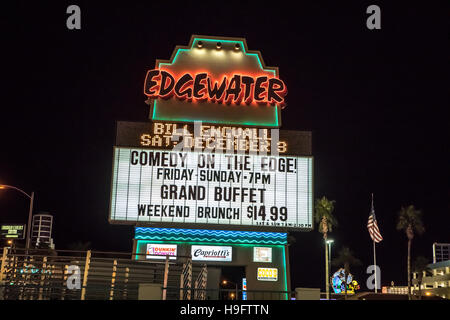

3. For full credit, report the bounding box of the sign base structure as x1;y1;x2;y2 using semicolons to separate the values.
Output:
132;227;291;300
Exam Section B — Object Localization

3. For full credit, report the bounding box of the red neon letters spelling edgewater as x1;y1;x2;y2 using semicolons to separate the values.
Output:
144;69;287;106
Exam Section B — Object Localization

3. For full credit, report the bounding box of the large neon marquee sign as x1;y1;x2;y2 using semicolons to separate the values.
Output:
144;35;288;128
144;70;287;106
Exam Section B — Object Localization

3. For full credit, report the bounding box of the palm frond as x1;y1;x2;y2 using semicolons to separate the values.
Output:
396;205;425;235
314;196;338;233
331;247;362;270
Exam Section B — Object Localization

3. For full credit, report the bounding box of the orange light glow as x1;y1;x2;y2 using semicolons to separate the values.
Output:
144;69;287;107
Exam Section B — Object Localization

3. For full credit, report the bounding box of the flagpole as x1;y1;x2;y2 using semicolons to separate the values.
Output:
373;239;377;293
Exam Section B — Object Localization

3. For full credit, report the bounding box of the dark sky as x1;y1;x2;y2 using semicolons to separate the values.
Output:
1;1;448;291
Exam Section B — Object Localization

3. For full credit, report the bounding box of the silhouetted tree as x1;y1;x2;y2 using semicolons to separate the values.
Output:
413;256;431;300
397;205;425;300
314;196;337;299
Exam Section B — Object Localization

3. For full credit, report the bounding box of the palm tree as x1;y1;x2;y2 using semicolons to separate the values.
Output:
314;196;337;299
396;205;425;300
413;256;431;300
331;247;362;300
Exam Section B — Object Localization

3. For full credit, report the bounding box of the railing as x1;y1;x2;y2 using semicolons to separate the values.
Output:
0;247;194;300
179;258;192;300
0;247;292;300
194;264;207;300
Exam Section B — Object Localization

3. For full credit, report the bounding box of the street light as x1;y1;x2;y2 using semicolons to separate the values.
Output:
326;239;334;267
222;279;238;300
0;184;34;252
326;239;334;299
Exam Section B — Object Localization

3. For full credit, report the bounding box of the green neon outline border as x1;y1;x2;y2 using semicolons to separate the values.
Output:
282;246;288;300
152;99;278;127
135;239;289;299
135;239;284;260
151;37;280;127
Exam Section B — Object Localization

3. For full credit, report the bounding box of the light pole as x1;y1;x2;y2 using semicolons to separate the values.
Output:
0;185;34;252
326;239;334;299
222;279;238;300
326;239;334;267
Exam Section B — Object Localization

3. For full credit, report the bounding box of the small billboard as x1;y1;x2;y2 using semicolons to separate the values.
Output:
1;224;26;239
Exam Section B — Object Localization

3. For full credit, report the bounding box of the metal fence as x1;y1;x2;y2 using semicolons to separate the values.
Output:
0;247;198;300
0;247;291;300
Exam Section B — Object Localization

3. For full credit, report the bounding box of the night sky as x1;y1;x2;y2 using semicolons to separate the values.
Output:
1;1;448;291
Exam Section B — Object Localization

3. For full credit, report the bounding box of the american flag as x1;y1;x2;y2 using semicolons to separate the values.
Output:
367;197;383;243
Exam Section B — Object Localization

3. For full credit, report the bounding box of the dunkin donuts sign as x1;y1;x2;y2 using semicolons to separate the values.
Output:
191;245;232;262
146;243;177;260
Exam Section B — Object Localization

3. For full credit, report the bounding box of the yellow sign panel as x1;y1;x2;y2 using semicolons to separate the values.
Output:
257;268;278;281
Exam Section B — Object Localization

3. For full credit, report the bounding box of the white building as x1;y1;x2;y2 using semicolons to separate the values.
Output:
31;213;54;249
412;244;450;299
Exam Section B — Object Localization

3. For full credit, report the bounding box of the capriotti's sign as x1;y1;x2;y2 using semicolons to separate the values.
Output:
191;245;232;262
144;35;288;128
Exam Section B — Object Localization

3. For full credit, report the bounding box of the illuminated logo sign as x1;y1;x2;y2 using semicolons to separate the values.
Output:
253;247;272;263
144;70;287;106
144;35;287;128
146;243;177;260
191;245;232;261
242;278;247;300
1;225;25;239
331;268;360;294
257;268;278;281
109;148;313;231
